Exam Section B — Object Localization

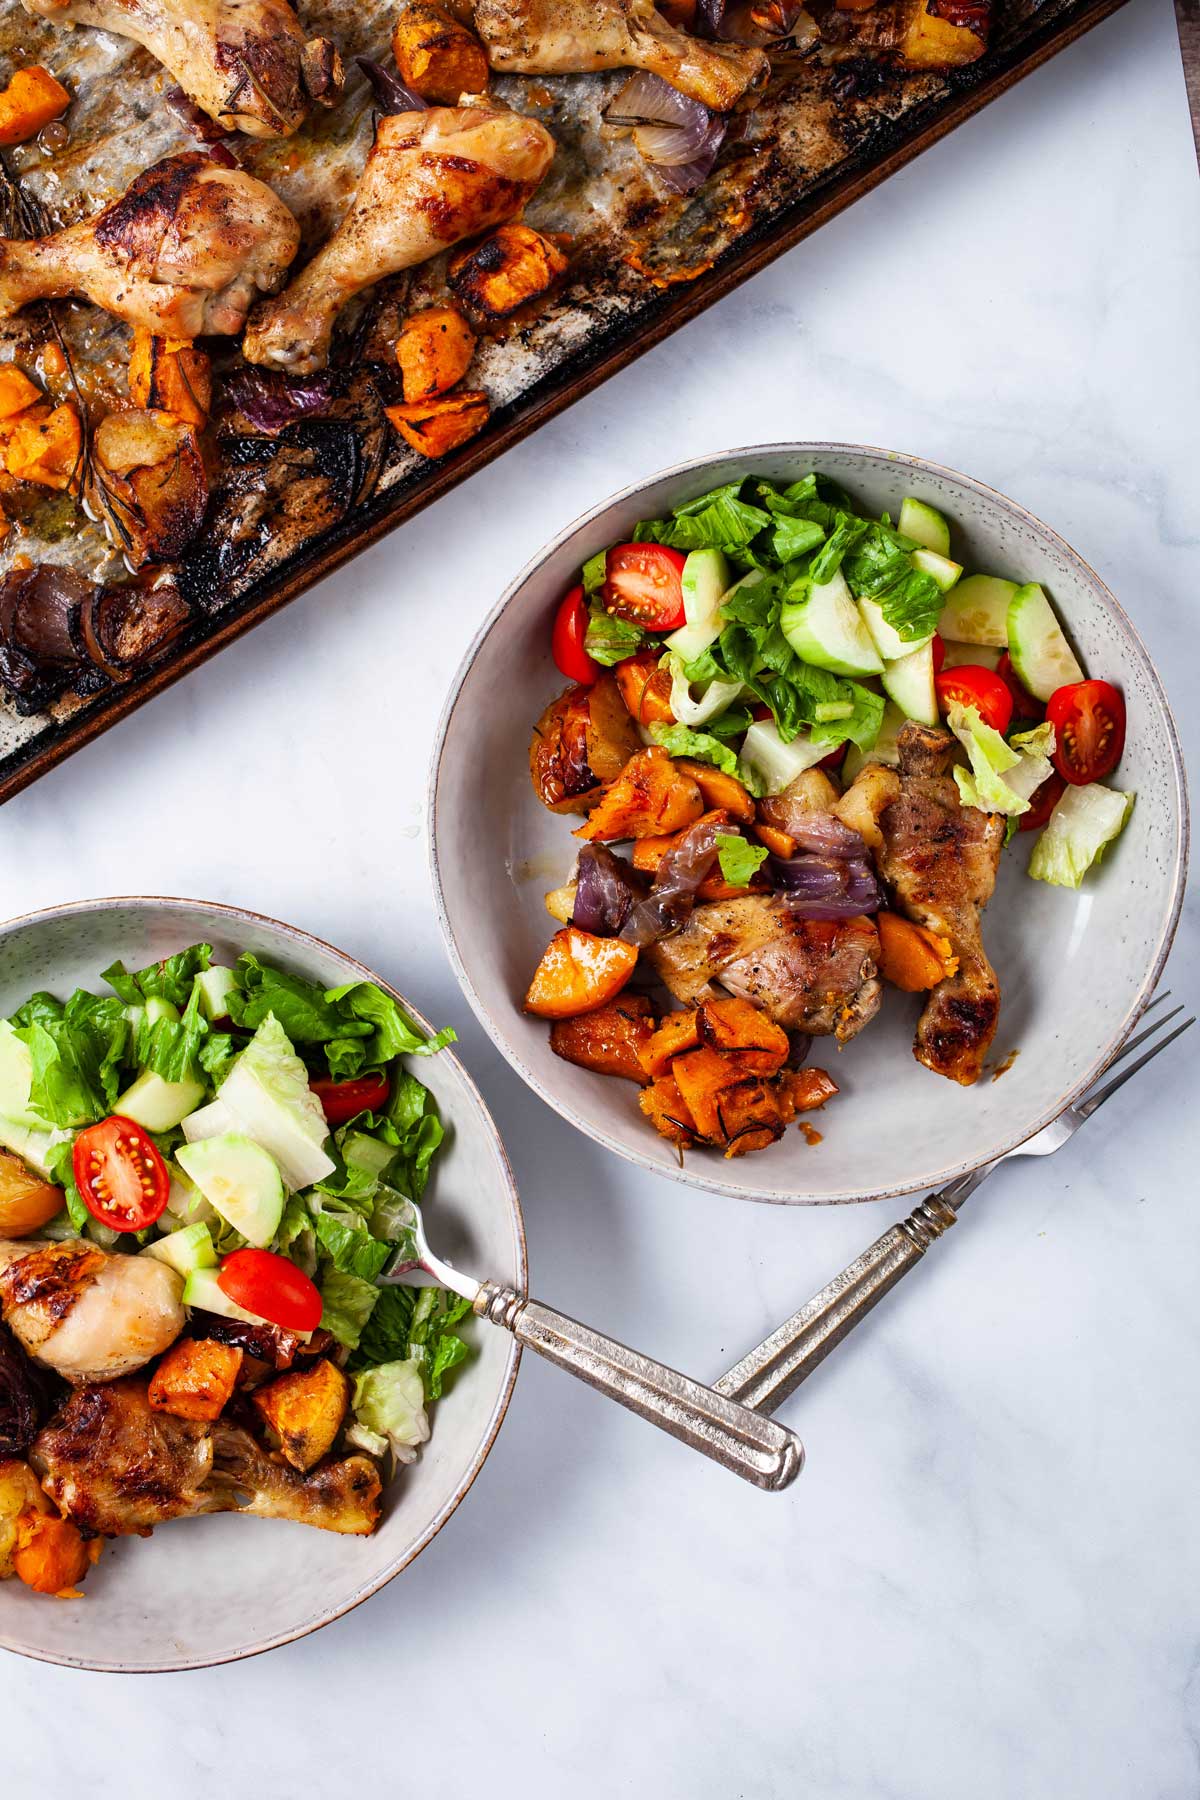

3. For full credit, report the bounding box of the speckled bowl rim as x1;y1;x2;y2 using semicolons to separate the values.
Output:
0;895;526;1674
429;442;1190;1208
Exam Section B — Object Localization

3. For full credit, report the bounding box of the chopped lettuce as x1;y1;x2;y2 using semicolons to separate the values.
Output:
318;1267;379;1350
322;981;454;1073
9;989;129;1127
637;483;770;552
843;520;943;644
222;1013;330;1154
649;722;765;795
315;1210;394;1282
947;704;1029;817
581;548;607;595
715;834;769;887
584;599;643;668
1028;783;1134;888
102;943;213;1010
349;1281;471;1395
351;1360;430;1463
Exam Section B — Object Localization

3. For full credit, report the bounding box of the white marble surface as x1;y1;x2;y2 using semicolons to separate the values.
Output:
2;3;1198;1792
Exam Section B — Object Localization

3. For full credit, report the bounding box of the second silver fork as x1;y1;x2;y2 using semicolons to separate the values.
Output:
714;994;1195;1416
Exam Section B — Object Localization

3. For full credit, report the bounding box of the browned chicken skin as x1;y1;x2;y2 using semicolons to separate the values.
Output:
472;0;769;110
0;154;301;338
242;105;557;373
840;722;1004;1084
31;1378;381;1538
647;895;882;1042
0;1239;184;1384
22;0;342;138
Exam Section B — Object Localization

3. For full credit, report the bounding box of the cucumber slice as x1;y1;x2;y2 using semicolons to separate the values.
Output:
938;574;1017;647
780;571;883;677
842;702;906;782
738;720;831;795
858;596;932;663
142;1221;217;1277
881;640;938;728
940;640;1001;672
194;966;237;1022
115;1067;205;1132
175;1132;284;1248
664;547;730;663
898;497;950;556
1006;582;1084;702
182;1265;273;1327
911;548;962;594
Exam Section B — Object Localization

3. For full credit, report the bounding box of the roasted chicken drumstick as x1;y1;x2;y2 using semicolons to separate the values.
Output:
472;0;769;111
837;721;1004;1084
242;104;556;373
22;0;342;138
0;153;301;338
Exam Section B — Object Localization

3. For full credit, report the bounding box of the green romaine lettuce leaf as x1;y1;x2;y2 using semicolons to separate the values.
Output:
315;1210;393;1282
351;1359;430;1461
584;600;643;668
947;704;1029;817
648;723;765;795
581;548;607;595
1028;783;1135;888
637;483;770;552
843;521;942;644
318;1268;379;1349
715;834;769;887
102;943;213;1010
321;982;454;1070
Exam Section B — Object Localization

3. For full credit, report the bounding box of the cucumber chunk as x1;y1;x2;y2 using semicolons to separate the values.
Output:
937;574;1017;647
858;596;932;663
881;640;938;728
898;497;951;556
910;548;962;594
175;1132;284;1248
940;640;1001;672
182;1265;272;1327
1006;582;1084;702
780;570;883;677
115;1067;205;1132
142;1221;217;1277
194;966;237;1022
664;547;730;664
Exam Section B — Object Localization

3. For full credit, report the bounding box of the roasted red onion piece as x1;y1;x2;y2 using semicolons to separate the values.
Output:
355;57;428;115
620;814;726;947
606;72;727;194
164;85;233;144
224;368;339;434
572;843;649;936
0;563;192;712
770;852;881;918
788;812;870;859
0;1321;48;1458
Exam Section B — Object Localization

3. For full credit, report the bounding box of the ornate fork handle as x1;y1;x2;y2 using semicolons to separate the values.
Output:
475;1282;803;1491
713;1189;969;1416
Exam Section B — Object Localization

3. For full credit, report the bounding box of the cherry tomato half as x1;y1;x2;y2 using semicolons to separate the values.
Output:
931;633;946;676
551;585;598;686
1045;679;1126;785
935;665;1014;735
817;743;849;772
310;1070;391;1127
217;1248;323;1333
996;652;1043;722
603;544;687;631
1019;770;1067;832
73;1115;169;1232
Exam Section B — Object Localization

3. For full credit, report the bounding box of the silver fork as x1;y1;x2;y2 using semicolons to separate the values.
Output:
714;993;1195;1415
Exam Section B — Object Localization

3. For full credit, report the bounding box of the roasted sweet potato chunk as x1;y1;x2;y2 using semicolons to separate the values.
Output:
550;994;656;1081
671;1045;760;1140
638;1074;696;1147
0;367;41;421
782;1068;839;1113
149;1337;243;1422
524;927;638;1019
0;67;69;147
12;1510;92;1594
898;0;986;67
396;305;476;403
674;759;755;822
876;911;958;992
128;330;212;428
574;748;703;842
630;808;729;873
385;389;489;459
638;1009;701;1079
753;821;796;860
391;1;489;101
710;1078;790;1158
0;1459;51;1580
89;408;207;566
252;1357;349;1472
448;224;569;326
615;648;674;726
696;995;789;1074
3;401;81;491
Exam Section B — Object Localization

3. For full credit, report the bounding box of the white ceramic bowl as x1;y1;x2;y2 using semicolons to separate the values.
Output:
0;897;525;1672
431;445;1189;1206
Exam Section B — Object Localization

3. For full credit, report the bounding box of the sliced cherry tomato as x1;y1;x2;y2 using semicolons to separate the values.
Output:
310;1070;390;1126
996;651;1042;722
73;1115;169;1231
1019;770;1067;832
935;664;1013;735
218;1247;323;1332
603;544;687;631
1046;679;1126;785
931;633;946;675
751;701;773;722
817;743;848;771
551;584;598;686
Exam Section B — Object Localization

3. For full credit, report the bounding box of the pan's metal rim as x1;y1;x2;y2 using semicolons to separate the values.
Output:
0;894;526;1674
428;440;1190;1209
0;0;1129;808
